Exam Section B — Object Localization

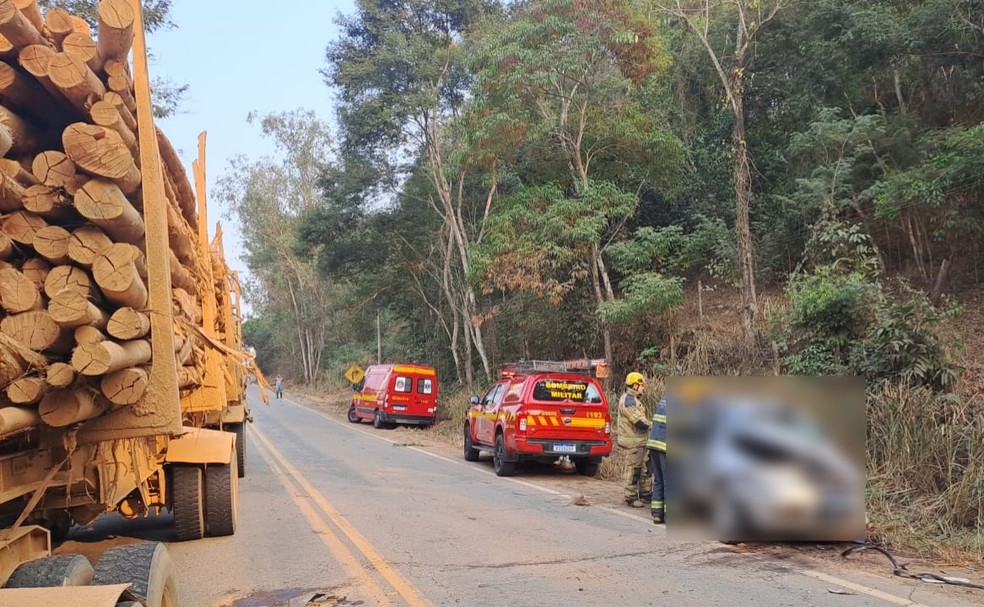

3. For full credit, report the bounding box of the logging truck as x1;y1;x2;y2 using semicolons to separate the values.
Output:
0;1;258;605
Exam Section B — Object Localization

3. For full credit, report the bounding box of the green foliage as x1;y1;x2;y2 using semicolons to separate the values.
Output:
788;267;875;340
325;0;492;165
777;214;956;388
597;273;684;327
850;288;958;390
471;180;636;300
781;267;956;390
608;217;735;278
875;123;984;222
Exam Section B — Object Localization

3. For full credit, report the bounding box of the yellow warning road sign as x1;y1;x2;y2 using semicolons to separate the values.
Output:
344;364;365;385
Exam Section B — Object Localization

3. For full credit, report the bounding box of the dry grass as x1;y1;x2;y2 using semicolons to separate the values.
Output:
865;383;984;562
666;286;984;562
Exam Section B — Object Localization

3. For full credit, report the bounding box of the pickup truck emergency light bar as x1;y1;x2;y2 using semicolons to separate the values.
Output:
500;359;609;378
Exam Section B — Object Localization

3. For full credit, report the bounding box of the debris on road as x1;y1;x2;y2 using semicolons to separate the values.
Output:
842;543;984;591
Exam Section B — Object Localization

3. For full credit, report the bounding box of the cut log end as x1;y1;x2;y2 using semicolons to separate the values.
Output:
46;361;76;388
75;178;145;243
71;338;151;376
0;310;64;352
32;225;71;264
43;264;92;299
7;376;46;404
49;288;108;329
107;306;149;340
39;389;103;427
100;366;148;405
68;225;112;267
0;267;41;313
62;122;140;193
92;242;147;308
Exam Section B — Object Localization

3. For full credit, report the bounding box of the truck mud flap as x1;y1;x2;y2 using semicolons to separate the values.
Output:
0;583;132;607
165;426;234;465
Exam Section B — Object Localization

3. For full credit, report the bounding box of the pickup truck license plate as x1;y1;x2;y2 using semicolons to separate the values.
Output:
554;443;576;453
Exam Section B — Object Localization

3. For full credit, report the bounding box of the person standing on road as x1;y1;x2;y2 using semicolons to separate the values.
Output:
618;372;652;508
275;375;284;399
647;396;667;524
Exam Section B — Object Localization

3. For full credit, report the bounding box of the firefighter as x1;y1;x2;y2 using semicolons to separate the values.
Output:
647;396;667;524
618;371;652;507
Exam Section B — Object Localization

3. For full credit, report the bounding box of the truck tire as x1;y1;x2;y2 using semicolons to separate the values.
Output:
373;410;384;429
172;465;205;541
230;422;246;478
205;461;238;537
493;433;517;477
347;406;360;423
463;425;479;461
92;542;177;607
5;554;94;588
575;459;600;477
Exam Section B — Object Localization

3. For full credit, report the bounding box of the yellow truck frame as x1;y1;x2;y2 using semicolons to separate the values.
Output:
0;2;244;604
179;131;254;479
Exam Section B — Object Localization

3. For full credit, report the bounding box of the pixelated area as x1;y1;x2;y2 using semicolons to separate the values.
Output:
666;377;865;542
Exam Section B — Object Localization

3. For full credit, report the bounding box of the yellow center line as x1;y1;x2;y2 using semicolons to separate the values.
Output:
250;424;433;607
249;426;397;607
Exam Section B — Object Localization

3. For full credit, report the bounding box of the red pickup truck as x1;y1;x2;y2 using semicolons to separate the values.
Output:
463;361;612;477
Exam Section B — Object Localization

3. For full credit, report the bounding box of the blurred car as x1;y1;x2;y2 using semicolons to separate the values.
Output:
675;398;864;542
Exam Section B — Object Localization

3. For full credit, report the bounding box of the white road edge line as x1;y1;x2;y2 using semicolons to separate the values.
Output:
269;394;941;607
799;569;934;607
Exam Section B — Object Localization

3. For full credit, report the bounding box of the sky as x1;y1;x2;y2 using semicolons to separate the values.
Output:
152;0;355;314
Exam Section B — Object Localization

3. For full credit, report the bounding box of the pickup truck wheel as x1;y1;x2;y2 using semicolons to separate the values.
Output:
5;554;94;587
373;410;384;429
463;425;480;461
172;465;205;541
493;433;517;477
347;406;360;423
575;459;600;477
92;542;177;607
205;460;238;537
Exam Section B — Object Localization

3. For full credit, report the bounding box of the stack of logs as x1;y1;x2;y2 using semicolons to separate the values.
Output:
0;0;210;437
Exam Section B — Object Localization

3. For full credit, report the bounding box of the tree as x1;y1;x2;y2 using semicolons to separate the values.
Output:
468;0;681;364
653;0;792;348
324;0;498;386
218;110;335;384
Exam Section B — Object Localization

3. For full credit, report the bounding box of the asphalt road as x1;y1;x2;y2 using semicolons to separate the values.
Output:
65;388;983;606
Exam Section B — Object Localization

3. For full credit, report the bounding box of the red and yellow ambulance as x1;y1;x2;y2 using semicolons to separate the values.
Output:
348;363;439;429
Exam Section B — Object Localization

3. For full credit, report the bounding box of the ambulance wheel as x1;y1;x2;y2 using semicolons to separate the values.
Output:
347;406;360;423
92;542;177;607
373;410;384;429
463;425;480;461
5;554;94;587
575;459;600;477
493;433;517;477
171;465;205;541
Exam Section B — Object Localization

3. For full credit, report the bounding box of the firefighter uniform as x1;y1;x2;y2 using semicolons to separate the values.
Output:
617;373;652;507
647;397;667;523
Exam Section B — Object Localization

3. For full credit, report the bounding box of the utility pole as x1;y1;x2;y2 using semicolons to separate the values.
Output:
376;310;382;364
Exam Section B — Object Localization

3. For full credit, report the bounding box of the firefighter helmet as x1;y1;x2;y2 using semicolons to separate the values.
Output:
625;371;646;388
